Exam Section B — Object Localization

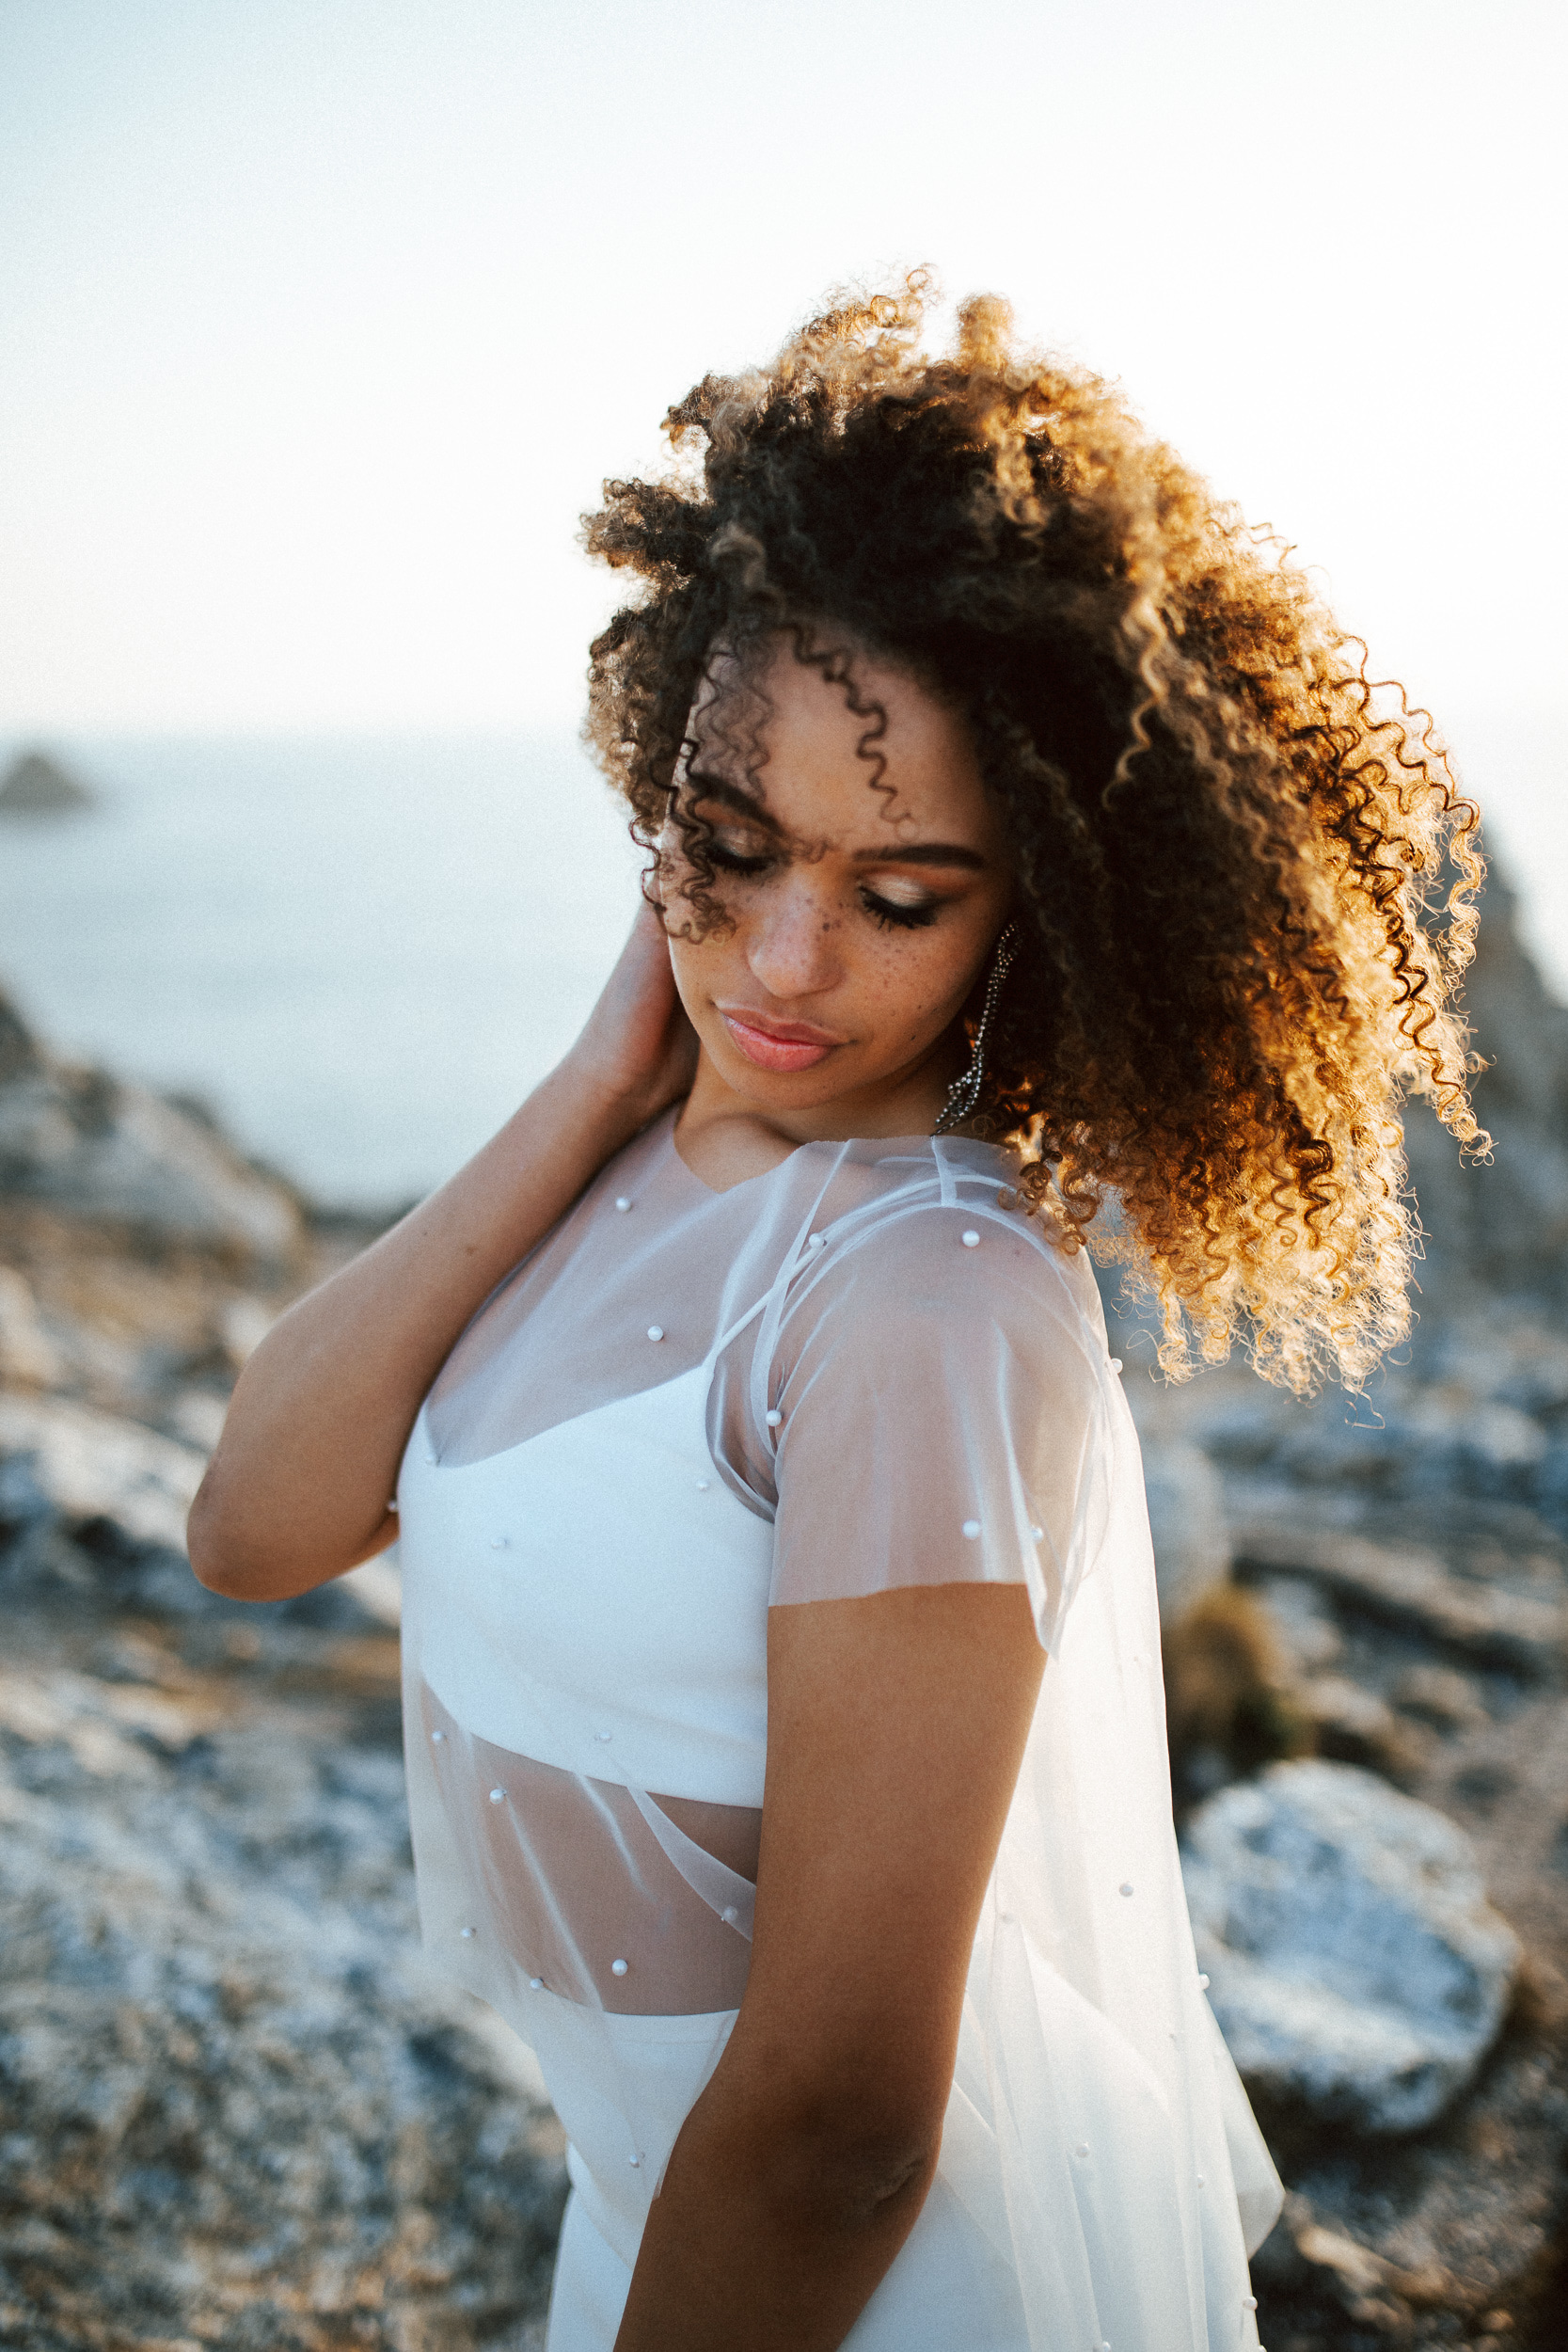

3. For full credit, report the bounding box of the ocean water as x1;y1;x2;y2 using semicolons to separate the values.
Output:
0;734;645;1206
2;711;1564;1212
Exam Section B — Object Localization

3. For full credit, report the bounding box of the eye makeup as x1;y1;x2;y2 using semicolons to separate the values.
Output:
676;773;981;933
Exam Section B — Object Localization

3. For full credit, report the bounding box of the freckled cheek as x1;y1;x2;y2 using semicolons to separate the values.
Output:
857;941;971;1041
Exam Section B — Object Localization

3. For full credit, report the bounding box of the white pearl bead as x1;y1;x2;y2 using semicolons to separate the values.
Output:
1109;1357;1123;1373
808;1232;826;1249
1196;2173;1205;2186
489;1537;506;1549
961;1230;980;1247
430;1730;445;1743
425;1452;436;1465
488;1788;505;1804
647;1325;664;1342
962;1519;981;1539
615;1196;632;1211
596;1730;611;1741
1119;1883;1134;1897
1029;1524;1044;1541
1243;2296;1258;2311
460;1926;475;1939
1075;2142;1089;2157
766;1408;783;1427
387;1499;399;1512
628;2153;641;2167
696;1478;711;1491
721;1904;738;1925
1198;1972;1211;1989
611;1958;628;1977
529;1977;543;1990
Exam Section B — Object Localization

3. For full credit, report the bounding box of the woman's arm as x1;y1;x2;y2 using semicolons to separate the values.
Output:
614;1581;1045;2352
187;908;693;1600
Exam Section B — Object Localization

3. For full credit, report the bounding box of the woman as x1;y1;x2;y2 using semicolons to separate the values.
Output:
190;279;1482;2350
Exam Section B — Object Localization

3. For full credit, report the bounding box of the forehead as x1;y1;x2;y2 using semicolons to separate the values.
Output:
688;639;989;839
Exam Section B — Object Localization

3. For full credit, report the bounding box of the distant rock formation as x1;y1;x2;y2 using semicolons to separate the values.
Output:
0;981;306;1269
1402;866;1568;1311
0;749;95;815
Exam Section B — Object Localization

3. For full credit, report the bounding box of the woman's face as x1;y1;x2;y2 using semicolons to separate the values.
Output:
661;639;1013;1138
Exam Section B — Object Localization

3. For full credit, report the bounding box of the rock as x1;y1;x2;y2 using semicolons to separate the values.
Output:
0;1391;394;1634
0;1266;67;1389
1296;1673;1434;1786
1141;1438;1231;1623
1162;1585;1309;1805
0;748;94;814
1231;1516;1568;1677
1183;1759;1521;2133
1256;1574;1344;1677
0;1057;305;1266
0;1391;205;1561
1392;1662;1490;1735
219;1293;277;1365
1402;864;1568;1307
0;984;42;1084
165;1387;230;1451
0;1634;565;2349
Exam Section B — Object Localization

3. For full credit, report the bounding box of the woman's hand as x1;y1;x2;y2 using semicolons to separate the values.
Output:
188;904;690;1603
567;902;698;1131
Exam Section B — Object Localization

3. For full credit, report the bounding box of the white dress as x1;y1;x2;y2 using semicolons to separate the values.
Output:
396;1114;1282;2348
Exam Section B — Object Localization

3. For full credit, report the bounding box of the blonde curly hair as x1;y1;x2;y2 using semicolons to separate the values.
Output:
582;273;1483;1391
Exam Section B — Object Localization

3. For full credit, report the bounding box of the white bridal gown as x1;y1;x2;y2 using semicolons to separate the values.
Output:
397;1113;1283;2349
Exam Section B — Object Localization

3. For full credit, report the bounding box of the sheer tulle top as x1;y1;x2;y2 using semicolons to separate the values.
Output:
426;1108;1112;1621
400;1107;1284;2327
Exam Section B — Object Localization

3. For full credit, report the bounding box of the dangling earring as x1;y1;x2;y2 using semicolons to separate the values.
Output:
933;923;1019;1136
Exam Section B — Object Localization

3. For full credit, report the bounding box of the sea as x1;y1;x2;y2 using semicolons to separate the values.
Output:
0;734;646;1208
1;714;1563;1212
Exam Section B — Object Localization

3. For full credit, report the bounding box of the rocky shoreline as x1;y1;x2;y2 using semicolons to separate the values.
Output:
4;873;1568;2350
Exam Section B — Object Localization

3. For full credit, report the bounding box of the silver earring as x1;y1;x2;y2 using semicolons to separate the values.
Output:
934;924;1019;1136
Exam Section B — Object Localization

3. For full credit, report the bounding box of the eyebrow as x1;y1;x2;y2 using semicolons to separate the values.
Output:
850;841;989;871
684;771;990;870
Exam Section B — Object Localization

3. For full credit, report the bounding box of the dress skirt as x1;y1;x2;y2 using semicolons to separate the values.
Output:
534;1991;1030;2351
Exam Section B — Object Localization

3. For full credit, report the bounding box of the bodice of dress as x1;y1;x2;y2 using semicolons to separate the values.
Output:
395;1110;1283;2348
405;1367;774;1801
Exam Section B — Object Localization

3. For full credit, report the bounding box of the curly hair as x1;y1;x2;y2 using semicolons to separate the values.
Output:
581;273;1483;1392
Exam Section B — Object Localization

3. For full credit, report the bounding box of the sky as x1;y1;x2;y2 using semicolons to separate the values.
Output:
1;0;1565;939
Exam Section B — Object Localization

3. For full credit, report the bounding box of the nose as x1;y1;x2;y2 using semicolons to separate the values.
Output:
744;870;844;1003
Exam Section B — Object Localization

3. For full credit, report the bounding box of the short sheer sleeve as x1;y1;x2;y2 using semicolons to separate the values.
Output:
756;1203;1116;1647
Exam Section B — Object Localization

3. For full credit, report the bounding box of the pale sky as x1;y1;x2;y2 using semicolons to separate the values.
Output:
1;3;1563;815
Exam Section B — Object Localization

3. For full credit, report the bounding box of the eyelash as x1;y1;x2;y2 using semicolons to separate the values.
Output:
705;841;941;931
863;890;939;931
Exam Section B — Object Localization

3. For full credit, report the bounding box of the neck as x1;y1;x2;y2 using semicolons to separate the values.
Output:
673;1041;962;1193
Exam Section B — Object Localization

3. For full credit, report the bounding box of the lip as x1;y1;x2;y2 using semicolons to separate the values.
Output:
718;1005;845;1074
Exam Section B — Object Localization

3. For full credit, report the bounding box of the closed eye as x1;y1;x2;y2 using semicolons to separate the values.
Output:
860;885;940;930
706;834;776;876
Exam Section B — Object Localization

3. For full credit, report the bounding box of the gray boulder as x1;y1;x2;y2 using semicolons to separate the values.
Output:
1182;1758;1519;2133
0;1626;564;2348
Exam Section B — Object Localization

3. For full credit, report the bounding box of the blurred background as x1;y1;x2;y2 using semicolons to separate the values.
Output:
1;0;1565;1201
3;7;1567;2351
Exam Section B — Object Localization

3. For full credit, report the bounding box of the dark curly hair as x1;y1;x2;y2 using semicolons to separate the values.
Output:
581;273;1483;1392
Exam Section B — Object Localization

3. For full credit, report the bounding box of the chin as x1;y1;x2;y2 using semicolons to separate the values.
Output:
709;1039;859;1110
